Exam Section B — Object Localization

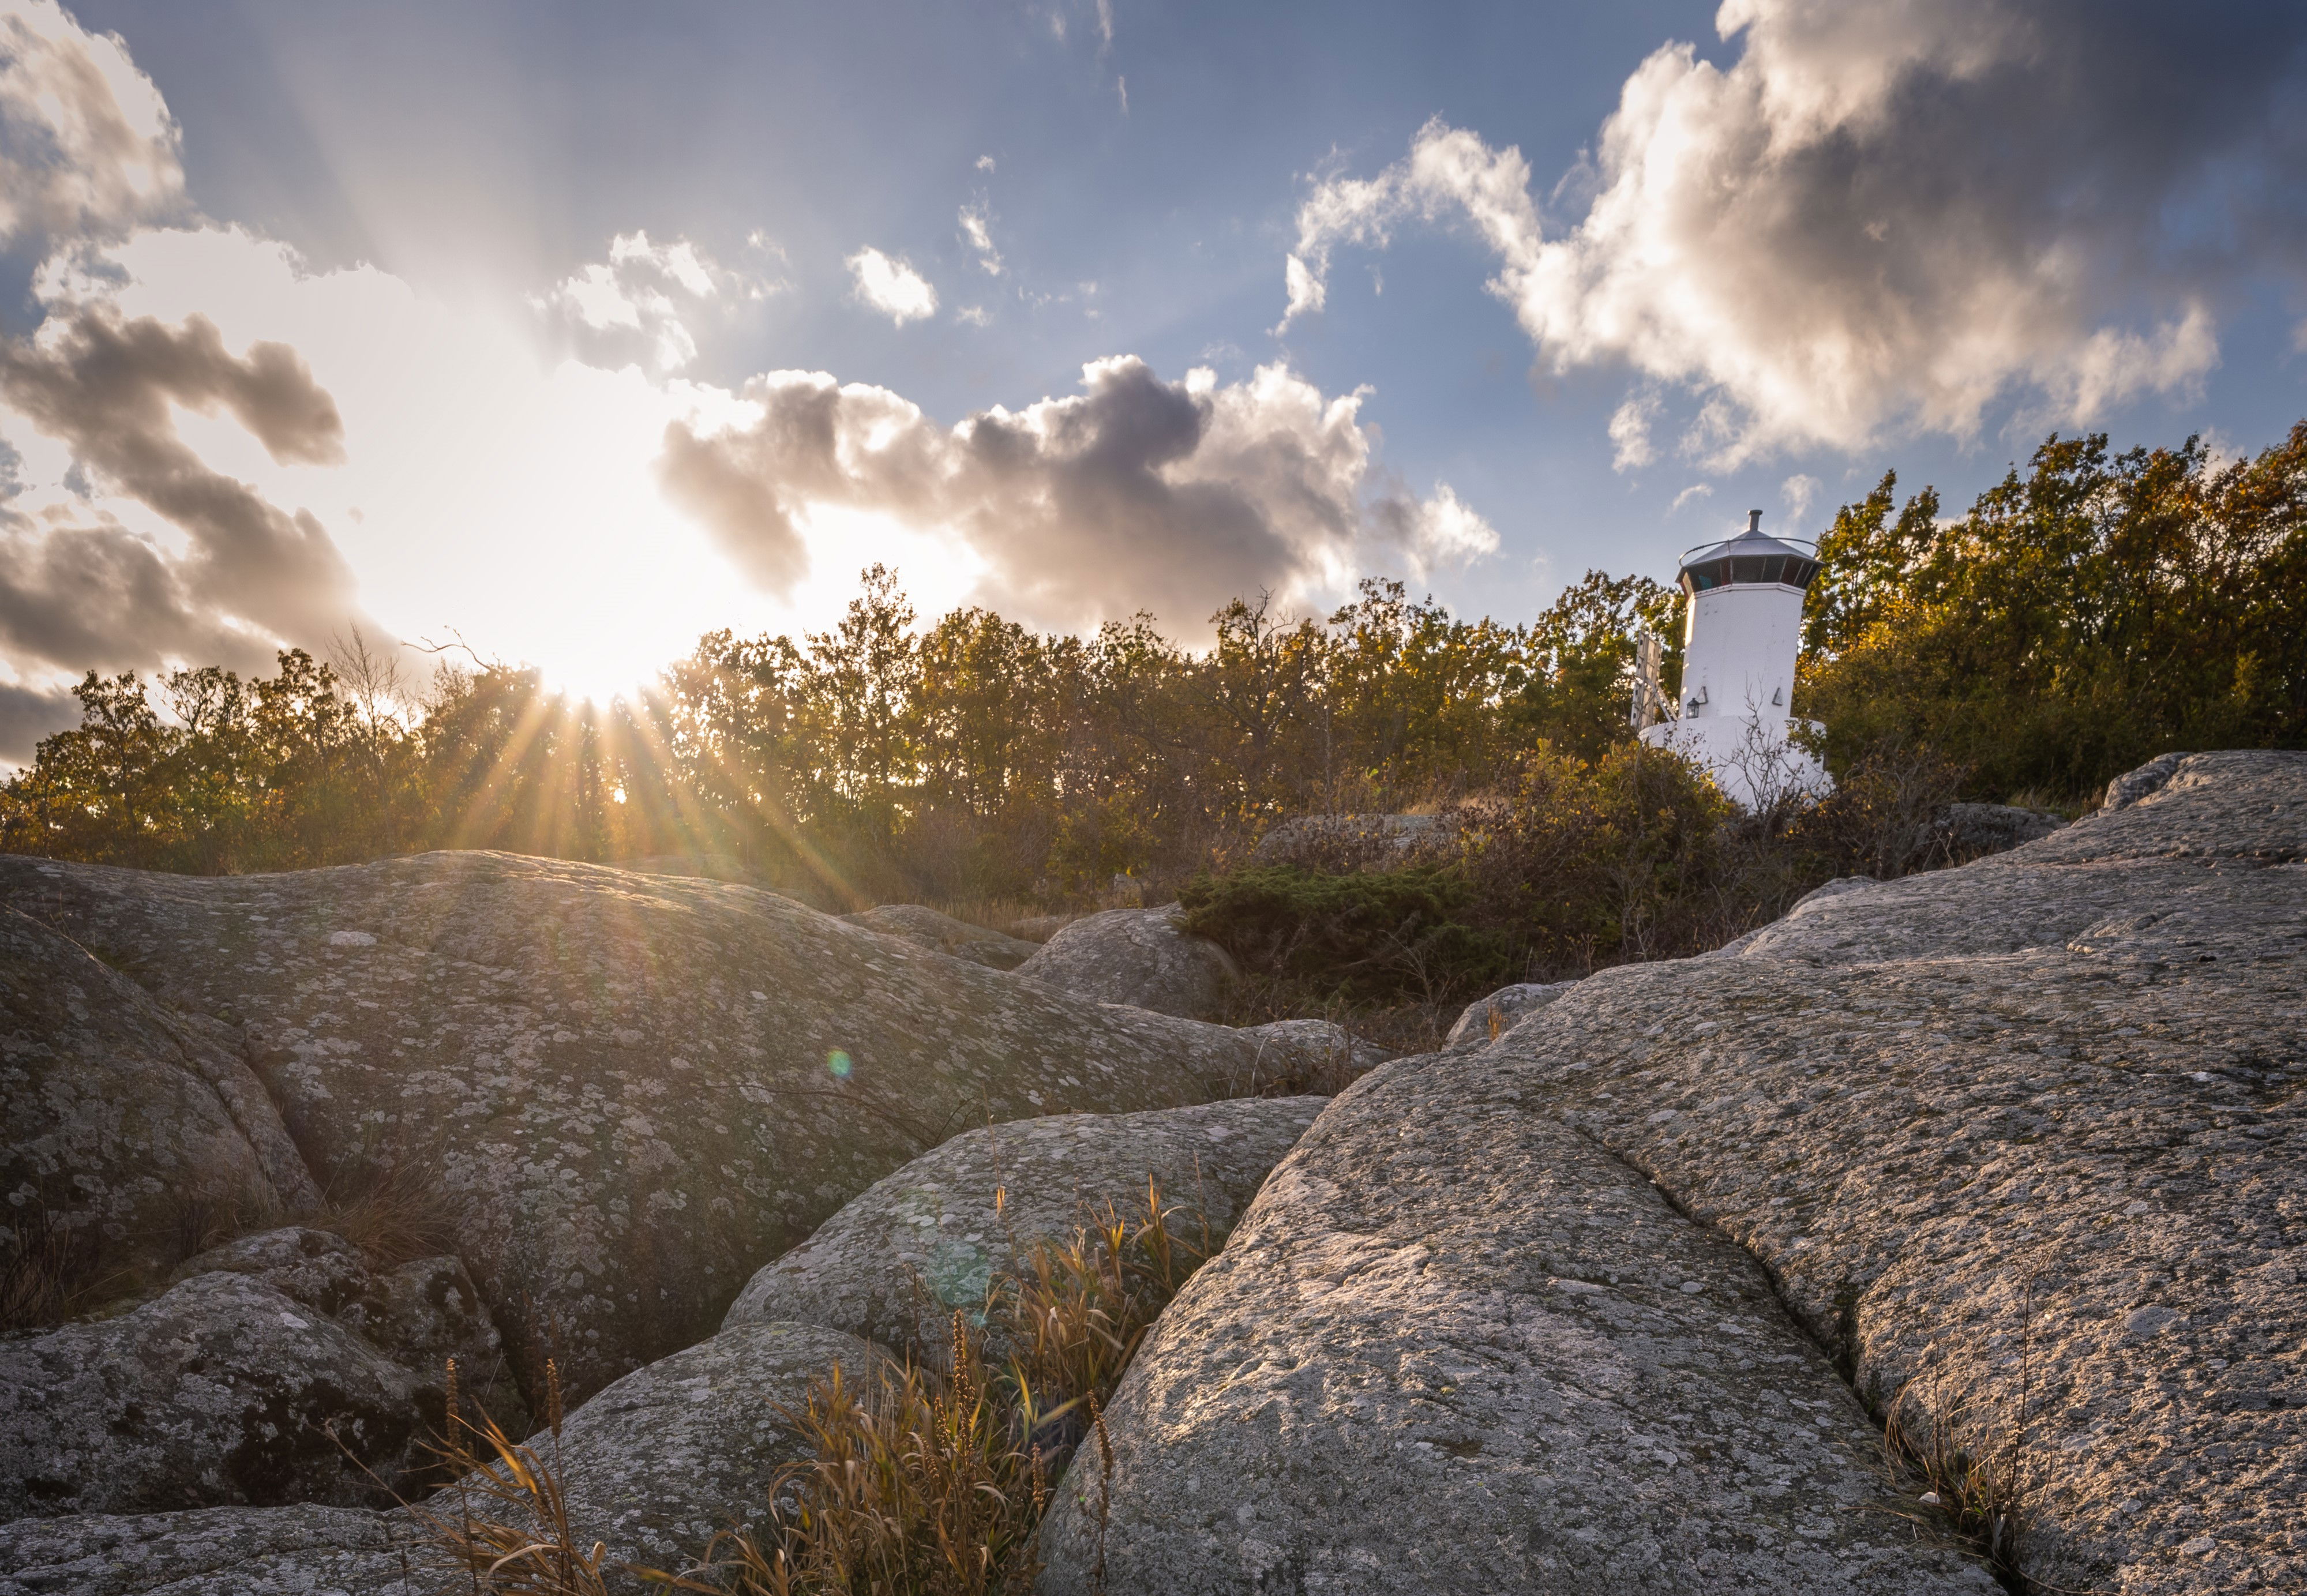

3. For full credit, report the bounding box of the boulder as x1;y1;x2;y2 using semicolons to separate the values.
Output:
0;1271;424;1519
1442;981;1577;1047
0;1321;881;1593
0;1504;436;1596
1911;801;2066;863
1035;1069;2000;1594
725;1099;1327;1357
841;903;1041;970
1048;750;2304;1595
167;1227;524;1430
1012;906;1238;1019
1;907;317;1293
512;1319;885;1583
0;851;1307;1406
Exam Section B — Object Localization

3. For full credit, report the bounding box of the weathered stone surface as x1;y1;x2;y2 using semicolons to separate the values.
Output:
0;1271;422;1519
1036;1068;1999;1594
1443;981;1577;1047
726;1099;1326;1357
1014;905;1239;1019
1913;801;2066;863
842;903;1041;970
0;1323;880;1592
1045;749;2306;1594
1;907;316;1285
167;1227;524;1431
0;1504;437;1596
0;851;1299;1404
524;1319;884;1584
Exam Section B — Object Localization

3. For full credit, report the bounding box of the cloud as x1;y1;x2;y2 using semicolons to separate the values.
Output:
0;306;368;659
976;154;996;172
955;306;991;327
0;0;187;256
846;246;938;325
1670;482;1713;513
658;355;1490;630
0;675;80;764
1779;473;1820;524
958;204;1003;276
537;230;770;371
1607;392;1659;472
1285;1;2307;464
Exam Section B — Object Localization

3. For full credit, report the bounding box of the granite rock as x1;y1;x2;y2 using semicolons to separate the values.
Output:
1;907;317;1286
1035;1068;2000;1594
517;1319;886;1586
841;903;1041;970
0;1271;423;1519
1013;906;1238;1020
0;851;1300;1405
725;1099;1326;1357
1443;982;1578;1048
0;1323;881;1593
1911;802;2067;865
166;1227;524;1432
0;1504;437;1596
1042;750;2305;1595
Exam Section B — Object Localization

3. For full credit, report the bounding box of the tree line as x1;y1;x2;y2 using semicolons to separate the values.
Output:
4;421;2301;914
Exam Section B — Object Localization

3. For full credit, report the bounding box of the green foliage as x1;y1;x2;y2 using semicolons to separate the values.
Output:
2;566;1675;907
1803;425;2307;801
1179;864;1512;1002
1184;741;1763;1003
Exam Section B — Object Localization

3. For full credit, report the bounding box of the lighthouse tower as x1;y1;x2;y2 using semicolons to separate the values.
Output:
1635;510;1828;807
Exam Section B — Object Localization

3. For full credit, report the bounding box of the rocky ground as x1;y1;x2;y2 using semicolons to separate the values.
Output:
1;750;2298;1594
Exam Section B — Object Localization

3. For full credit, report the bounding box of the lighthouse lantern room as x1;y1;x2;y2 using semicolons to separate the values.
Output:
1634;510;1829;807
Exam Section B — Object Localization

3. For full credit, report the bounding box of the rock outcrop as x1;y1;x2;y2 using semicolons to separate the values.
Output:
0;1504;436;1596
1012;906;1237;1019
0;1271;426;1519
1912;800;2066;862
725;1099;1326;1356
0;1321;881;1594
519;1319;886;1583
0;852;1302;1406
1045;750;2305;1595
1;907;316;1284
841;903;1041;970
1442;981;1576;1047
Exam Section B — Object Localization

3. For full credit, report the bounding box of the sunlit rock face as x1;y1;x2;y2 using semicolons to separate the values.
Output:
1042;751;2306;1596
0;851;1284;1408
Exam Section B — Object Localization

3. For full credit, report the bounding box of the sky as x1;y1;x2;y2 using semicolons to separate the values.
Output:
2;0;2305;759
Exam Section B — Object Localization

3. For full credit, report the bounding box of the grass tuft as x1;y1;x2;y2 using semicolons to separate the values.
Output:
418;1182;1210;1594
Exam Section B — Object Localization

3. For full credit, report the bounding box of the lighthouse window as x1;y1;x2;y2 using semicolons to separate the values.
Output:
1783;558;1818;589
1731;555;1768;584
1682;559;1729;593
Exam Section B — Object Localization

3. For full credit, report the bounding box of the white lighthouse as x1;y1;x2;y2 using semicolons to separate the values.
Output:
1634;510;1828;808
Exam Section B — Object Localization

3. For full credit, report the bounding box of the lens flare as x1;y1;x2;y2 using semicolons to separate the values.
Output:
827;1049;853;1079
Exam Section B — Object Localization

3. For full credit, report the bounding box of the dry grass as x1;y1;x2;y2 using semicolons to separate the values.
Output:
1882;1383;2032;1593
0;1211;116;1332
310;1157;467;1267
417;1183;1210;1595
412;1357;616;1596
